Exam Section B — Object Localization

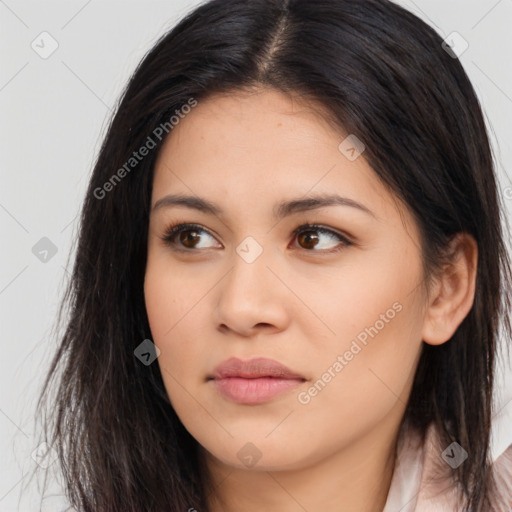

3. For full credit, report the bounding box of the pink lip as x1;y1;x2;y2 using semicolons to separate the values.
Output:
209;357;306;405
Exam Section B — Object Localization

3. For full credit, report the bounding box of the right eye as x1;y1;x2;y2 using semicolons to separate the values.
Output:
160;223;221;251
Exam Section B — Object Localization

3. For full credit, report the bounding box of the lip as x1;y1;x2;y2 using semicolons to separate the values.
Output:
208;357;306;405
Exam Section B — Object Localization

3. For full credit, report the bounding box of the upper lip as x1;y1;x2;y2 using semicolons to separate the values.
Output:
210;357;305;380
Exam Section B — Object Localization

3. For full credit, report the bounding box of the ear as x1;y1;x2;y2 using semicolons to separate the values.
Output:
422;233;478;346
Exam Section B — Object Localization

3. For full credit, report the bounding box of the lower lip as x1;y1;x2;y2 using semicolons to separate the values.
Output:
211;377;304;404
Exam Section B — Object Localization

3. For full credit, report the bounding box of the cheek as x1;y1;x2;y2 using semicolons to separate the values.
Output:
144;253;205;341
290;298;424;465
144;262;192;370
316;241;424;347
143;260;215;397
144;273;220;450
299;246;426;424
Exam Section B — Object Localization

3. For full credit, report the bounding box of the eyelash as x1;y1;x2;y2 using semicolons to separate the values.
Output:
159;221;354;254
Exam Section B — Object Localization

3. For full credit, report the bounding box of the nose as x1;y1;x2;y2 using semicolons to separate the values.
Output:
213;242;290;337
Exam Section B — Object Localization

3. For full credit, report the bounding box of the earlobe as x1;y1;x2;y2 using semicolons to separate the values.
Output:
422;233;478;346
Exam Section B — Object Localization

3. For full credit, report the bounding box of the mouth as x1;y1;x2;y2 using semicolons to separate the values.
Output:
208;357;306;405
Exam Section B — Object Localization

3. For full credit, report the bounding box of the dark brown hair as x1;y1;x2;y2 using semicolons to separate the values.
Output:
36;0;512;510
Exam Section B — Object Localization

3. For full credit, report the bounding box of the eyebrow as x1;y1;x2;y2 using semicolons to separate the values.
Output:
151;193;375;220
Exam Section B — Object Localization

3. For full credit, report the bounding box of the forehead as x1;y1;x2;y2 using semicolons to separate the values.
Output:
151;87;403;224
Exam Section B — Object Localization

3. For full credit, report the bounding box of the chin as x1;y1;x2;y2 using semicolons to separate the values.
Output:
198;437;317;472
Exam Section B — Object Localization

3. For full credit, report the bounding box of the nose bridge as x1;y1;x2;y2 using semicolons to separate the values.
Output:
228;234;273;297
214;234;288;333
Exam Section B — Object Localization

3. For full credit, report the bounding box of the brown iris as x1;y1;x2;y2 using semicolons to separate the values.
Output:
297;230;319;250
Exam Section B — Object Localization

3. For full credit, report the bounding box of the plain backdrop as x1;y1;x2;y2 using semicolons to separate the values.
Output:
1;0;511;510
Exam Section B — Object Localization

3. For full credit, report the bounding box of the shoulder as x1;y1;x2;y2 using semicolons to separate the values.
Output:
383;421;512;512
417;424;512;511
490;442;512;511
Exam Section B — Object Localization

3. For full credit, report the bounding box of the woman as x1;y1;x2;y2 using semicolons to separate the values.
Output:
37;0;512;510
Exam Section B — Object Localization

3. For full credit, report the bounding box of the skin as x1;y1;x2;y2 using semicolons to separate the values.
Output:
144;86;478;512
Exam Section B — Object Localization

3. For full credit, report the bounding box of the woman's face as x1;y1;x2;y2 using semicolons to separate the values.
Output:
144;87;429;471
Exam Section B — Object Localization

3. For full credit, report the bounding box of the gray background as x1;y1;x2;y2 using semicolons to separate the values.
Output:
1;0;511;510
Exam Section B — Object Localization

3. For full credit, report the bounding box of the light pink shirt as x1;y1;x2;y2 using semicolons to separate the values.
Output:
382;421;512;511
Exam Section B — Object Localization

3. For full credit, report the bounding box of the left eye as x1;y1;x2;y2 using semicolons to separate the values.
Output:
292;224;352;253
160;223;352;253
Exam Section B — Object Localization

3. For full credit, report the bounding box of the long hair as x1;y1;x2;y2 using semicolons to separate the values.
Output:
36;0;512;510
